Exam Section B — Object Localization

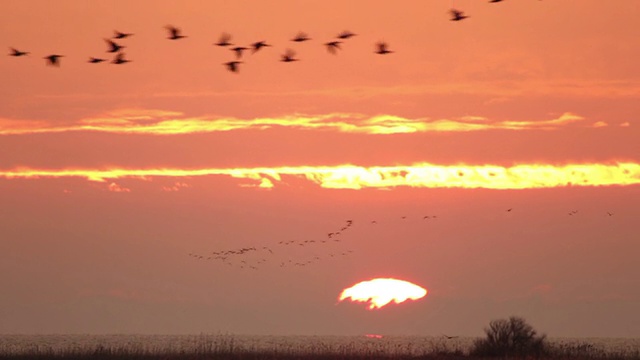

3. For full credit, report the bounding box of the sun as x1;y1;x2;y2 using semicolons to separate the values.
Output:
338;278;428;309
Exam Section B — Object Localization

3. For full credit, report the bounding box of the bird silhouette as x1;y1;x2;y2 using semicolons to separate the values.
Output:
450;9;469;21
165;25;187;40
280;49;299;62
230;46;248;59
324;41;341;54
113;30;133;39
214;33;233;46
88;57;106;63
337;30;356;39
112;52;131;64
9;48;29;56
607;212;614;216
489;0;504;2
251;41;271;53
44;54;63;66
375;41;393;54
291;32;311;42
224;61;242;73
105;39;125;53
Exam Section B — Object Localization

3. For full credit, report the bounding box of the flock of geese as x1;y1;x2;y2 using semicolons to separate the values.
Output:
8;1;525;73
188;219;358;270
188;208;615;271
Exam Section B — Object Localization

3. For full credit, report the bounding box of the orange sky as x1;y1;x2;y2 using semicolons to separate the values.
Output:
0;0;639;337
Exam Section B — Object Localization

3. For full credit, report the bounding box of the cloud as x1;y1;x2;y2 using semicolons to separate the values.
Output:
592;121;609;128
1;162;638;190
107;182;130;192
161;182;191;192
0;109;590;136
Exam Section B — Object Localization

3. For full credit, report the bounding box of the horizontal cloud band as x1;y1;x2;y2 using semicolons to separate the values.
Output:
0;109;593;136
1;162;638;189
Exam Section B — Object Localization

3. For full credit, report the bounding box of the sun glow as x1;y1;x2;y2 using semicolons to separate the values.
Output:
1;162;638;189
339;278;428;310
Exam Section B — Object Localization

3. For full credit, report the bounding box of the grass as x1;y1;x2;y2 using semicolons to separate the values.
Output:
0;335;638;360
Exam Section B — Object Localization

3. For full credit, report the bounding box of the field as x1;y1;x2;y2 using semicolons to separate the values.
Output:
1;335;638;360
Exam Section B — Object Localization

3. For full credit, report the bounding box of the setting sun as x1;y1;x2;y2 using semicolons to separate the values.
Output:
339;278;428;310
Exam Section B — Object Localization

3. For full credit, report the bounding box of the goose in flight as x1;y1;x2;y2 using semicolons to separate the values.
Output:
44;54;63;66
224;60;242;73
280;49;299;62
112;52;131;64
291;32;311;42
337;30;356;39
324;41;341;54
9;48;29;56
214;32;233;46
165;25;187;40
105;39;125;53
113;30;133;39
375;41;393;54
230;46;248;58
450;9;469;21
251;40;271;53
88;57;106;63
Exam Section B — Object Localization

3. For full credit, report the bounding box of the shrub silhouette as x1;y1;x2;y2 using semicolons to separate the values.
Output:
470;316;548;358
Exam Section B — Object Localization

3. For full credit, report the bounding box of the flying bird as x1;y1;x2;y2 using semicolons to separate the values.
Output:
165;25;187;40
88;57;106;63
224;60;242;73
105;39;125;53
280;49;299;62
337;30;356;39
251;41;271;53
324;41;341;54
44;54;63;66
375;41;393;54
450;9;469;21
230;46;248;59
214;33;233;46
112;52;131;64
291;32;311;42
113;30;133;39
9;48;29;56
489;0;504;2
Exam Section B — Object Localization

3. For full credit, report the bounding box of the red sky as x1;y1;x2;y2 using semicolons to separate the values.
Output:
0;0;639;336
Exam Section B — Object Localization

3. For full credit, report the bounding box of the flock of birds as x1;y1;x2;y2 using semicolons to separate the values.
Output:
8;1;522;73
188;219;358;270
188;208;615;271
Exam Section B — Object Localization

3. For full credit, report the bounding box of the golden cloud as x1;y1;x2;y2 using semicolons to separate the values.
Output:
1;162;638;189
0;110;590;136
